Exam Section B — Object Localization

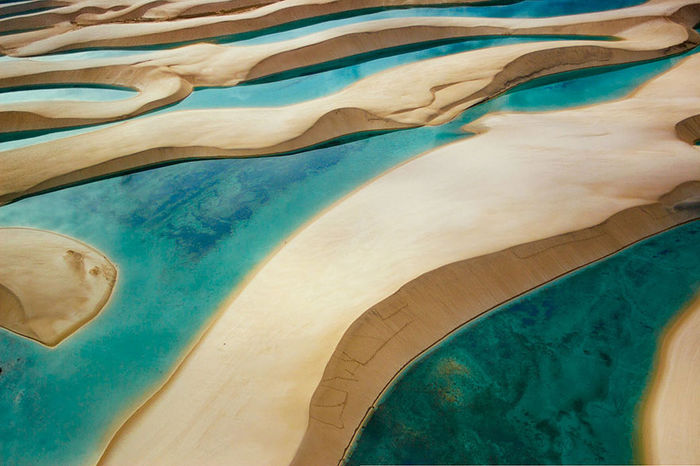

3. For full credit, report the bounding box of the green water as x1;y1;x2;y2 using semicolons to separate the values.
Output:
0;31;695;466
346;221;700;465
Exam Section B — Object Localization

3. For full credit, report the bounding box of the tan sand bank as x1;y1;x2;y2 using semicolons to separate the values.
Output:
641;294;700;464
2;6;698;205
99;51;700;466
0;64;192;134
0;227;117;347
295;185;700;466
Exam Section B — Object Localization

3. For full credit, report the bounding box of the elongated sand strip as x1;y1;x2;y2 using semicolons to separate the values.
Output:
0;227;117;346
641;294;700;464
100;52;700;466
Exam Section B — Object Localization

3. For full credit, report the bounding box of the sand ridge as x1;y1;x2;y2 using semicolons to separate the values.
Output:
0;227;117;347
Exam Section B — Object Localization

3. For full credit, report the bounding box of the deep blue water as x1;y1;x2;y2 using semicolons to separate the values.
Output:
0;29;695;466
346;220;700;465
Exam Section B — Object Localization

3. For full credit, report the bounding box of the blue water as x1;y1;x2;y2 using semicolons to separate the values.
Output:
0;47;693;464
346;220;700;465
0;85;136;104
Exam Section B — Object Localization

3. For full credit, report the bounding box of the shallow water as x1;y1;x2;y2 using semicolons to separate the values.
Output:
345;220;700;465
0;84;136;104
0;46;693;464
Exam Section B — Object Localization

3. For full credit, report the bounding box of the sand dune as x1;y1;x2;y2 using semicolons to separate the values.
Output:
99;49;700;466
0;227;117;347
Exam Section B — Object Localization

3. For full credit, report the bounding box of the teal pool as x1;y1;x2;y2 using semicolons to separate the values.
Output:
0;84;136;104
345;220;700;465
0;37;694;466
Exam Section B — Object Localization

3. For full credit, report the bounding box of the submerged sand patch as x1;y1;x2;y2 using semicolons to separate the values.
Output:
0;227;117;346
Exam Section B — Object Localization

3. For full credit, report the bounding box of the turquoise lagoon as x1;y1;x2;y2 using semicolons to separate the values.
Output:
345;220;700;465
0;45;696;466
0;84;136;104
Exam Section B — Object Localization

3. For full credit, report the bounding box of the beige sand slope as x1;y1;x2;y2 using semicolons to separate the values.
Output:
2;4;699;206
0;228;117;347
641;294;700;464
293;185;700;466
100;50;700;466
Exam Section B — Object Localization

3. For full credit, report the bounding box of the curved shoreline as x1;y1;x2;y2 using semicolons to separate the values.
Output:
639;293;700;464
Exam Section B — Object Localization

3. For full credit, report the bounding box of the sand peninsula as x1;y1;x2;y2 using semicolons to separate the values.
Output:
100;47;700;465
1;1;700;205
0;227;117;347
640;293;700;464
